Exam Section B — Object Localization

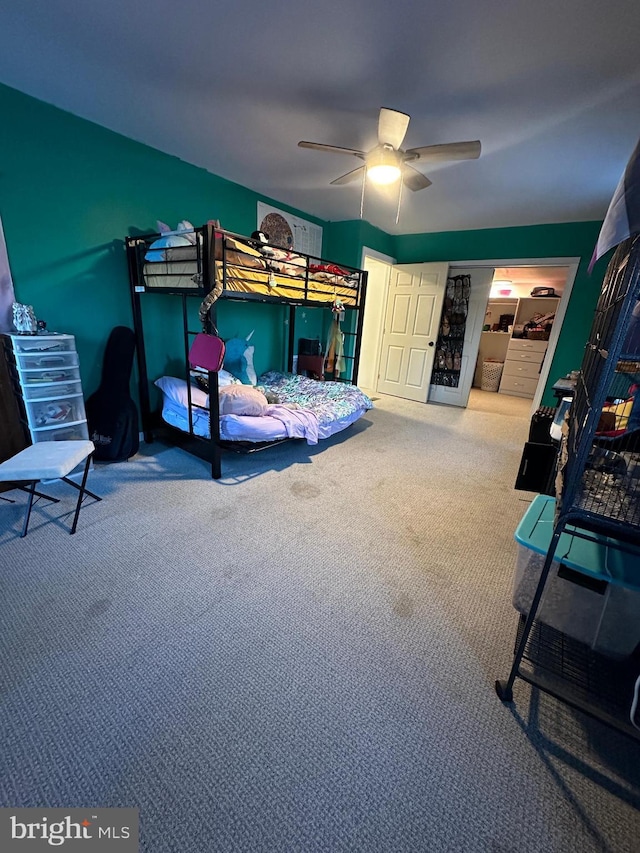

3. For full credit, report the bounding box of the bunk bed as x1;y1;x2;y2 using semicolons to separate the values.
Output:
126;222;371;479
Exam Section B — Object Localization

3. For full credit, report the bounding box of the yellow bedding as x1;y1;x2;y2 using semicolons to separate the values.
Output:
217;265;359;306
142;233;361;306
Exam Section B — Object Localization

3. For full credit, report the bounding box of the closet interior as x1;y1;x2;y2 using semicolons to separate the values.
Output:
473;267;569;400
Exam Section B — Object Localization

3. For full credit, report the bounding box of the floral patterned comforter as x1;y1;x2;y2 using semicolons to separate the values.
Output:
258;371;373;427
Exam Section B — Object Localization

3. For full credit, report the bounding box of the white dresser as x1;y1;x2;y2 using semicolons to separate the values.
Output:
2;333;89;444
475;295;559;398
499;338;548;398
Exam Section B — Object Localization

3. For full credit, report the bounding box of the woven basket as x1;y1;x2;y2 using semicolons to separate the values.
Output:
481;360;504;391
526;328;548;340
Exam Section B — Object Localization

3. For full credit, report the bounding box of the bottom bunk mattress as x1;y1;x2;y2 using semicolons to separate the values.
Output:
155;371;373;444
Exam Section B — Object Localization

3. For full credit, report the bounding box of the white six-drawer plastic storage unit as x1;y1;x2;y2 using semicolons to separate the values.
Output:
2;333;89;446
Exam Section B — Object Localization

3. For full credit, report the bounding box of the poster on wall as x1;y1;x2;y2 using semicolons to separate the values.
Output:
0;214;16;333
257;202;323;257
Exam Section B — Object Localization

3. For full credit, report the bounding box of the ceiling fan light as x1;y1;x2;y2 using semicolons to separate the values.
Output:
367;164;401;185
366;147;401;185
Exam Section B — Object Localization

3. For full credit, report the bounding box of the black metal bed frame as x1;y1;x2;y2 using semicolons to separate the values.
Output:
496;235;640;741
126;223;368;479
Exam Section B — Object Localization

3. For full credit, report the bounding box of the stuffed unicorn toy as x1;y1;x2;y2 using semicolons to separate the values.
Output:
223;330;257;385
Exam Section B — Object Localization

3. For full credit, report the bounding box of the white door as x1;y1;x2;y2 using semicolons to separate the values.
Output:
428;267;495;407
377;262;449;402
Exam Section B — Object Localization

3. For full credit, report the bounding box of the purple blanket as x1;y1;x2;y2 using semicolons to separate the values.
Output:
265;404;319;444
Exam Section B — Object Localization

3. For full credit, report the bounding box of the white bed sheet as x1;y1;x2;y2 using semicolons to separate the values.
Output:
160;398;365;443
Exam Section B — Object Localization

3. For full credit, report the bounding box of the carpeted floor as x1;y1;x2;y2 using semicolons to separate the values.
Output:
1;389;639;852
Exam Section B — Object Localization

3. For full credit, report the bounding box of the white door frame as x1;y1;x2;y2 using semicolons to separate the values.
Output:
361;247;396;393
450;257;579;411
361;247;397;266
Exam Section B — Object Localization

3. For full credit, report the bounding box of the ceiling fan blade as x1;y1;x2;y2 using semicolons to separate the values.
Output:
298;141;365;158
404;140;482;163
378;108;410;149
330;166;366;185
402;166;433;192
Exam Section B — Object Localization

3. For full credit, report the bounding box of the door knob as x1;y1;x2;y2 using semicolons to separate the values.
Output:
428;341;434;347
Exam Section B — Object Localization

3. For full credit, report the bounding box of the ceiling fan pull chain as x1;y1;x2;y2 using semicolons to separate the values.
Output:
359;170;366;221
395;178;404;226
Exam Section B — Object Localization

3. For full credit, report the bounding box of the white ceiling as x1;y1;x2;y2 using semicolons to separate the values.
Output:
1;1;639;235
493;267;569;288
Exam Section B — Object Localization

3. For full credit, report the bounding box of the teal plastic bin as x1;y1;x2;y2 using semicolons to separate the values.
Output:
513;495;640;658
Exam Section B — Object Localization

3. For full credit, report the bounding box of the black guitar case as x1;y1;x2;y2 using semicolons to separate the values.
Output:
86;326;139;462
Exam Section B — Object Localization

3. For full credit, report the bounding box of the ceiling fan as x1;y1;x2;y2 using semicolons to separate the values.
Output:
298;107;481;191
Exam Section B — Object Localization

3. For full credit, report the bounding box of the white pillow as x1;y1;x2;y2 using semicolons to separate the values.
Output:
155;376;208;409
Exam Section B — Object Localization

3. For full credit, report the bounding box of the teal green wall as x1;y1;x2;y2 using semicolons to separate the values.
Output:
0;82;327;400
394;222;610;405
0;80;608;410
325;219;395;266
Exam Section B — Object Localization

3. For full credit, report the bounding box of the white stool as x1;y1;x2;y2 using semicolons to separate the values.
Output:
0;440;101;537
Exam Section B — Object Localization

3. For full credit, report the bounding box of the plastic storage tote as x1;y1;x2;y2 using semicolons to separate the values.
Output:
513;495;640;658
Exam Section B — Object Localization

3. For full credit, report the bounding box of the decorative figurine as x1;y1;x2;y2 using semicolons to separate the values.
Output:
12;302;38;335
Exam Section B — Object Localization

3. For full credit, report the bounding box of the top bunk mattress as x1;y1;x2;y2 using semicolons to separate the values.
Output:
140;230;362;306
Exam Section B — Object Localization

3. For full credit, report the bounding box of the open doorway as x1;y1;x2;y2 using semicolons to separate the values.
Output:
471;265;574;411
360;249;578;410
